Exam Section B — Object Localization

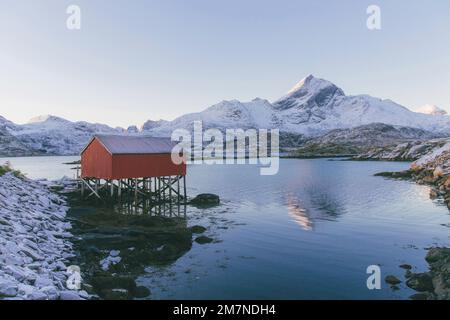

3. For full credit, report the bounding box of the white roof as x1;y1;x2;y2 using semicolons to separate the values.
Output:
81;135;176;155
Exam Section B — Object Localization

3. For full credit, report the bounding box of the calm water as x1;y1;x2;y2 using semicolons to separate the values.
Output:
3;156;450;299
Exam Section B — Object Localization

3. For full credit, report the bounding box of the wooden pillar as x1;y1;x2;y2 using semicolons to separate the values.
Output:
81;178;85;196
158;178;161;202
169;176;172;201
163;177;166;202
110;180;114;197
118;180;122;197
183;175;187;202
177;176;180;203
134;178;138;198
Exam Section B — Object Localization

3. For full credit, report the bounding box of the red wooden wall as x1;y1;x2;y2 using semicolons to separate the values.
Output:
81;138;113;179
112;154;186;179
81;137;186;179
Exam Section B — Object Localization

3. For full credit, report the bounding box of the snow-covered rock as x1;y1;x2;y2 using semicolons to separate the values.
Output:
0;172;84;300
291;123;439;157
412;141;450;170
416;104;448;116
99;250;122;271
353;138;449;161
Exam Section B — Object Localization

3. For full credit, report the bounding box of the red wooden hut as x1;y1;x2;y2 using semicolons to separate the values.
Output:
79;135;186;200
81;135;185;179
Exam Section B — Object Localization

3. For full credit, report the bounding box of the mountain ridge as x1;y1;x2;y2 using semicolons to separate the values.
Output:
1;75;449;156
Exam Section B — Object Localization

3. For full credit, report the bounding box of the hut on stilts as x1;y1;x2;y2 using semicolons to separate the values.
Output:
78;135;187;205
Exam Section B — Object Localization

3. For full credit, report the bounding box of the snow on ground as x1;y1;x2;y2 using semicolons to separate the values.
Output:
413;141;450;169
0;172;85;300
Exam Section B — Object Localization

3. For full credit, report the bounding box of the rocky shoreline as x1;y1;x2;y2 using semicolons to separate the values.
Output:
0;170;85;300
375;141;450;210
354;138;449;161
385;248;450;300
376;142;450;299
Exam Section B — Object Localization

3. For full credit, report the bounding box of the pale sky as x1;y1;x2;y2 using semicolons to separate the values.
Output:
0;0;449;128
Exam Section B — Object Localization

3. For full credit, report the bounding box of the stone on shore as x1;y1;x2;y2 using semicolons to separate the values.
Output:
385;275;401;285
194;236;214;244
406;273;434;292
0;172;83;300
189;194;220;208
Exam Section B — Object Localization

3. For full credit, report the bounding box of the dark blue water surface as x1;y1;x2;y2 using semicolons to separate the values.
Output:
3;156;450;299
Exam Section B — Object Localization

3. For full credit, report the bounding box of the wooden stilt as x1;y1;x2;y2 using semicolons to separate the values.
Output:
158;178;161;203
110;180;114;197
177;176;180;203
183;175;187;202
78;173;186;205
169;176;172;201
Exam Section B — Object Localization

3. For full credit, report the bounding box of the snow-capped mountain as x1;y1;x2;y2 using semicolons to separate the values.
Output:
0;115;123;156
142;98;277;137
142;75;450;137
1;75;450;156
416;104;448;116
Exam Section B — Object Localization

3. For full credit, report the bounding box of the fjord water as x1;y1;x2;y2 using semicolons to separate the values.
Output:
3;156;450;299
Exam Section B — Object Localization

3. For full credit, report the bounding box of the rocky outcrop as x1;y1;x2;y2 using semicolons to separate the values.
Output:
374;143;450;300
0;171;84;300
375;140;450;210
189;194;220;208
401;248;450;300
353;138;448;161
409;142;450;210
289;123;440;158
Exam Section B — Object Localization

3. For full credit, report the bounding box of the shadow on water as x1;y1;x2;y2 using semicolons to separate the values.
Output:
65;192;195;299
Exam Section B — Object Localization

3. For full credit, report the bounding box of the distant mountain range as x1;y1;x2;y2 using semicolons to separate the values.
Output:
1;75;449;157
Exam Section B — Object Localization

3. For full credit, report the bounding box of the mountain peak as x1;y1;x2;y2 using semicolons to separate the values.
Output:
285;74;341;95
27;115;68;124
416;104;447;116
287;74;315;94
274;75;345;111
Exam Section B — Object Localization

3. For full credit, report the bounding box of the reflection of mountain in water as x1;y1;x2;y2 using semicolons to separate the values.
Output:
309;191;346;218
286;195;313;231
286;186;346;230
66;192;194;299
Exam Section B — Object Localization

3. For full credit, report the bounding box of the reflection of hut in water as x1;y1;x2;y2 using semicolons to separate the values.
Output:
116;196;187;218
68;198;194;299
79;135;187;203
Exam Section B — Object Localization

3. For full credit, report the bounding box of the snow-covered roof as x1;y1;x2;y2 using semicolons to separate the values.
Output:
81;135;176;155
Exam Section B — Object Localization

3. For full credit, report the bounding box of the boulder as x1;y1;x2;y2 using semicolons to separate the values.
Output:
190;225;207;234
433;166;445;178
189;194;220;208
59;290;84;300
385;275;401;285
134;286;151;298
406;273;434;292
194;236;214;244
399;264;412;270
0;281;18;297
